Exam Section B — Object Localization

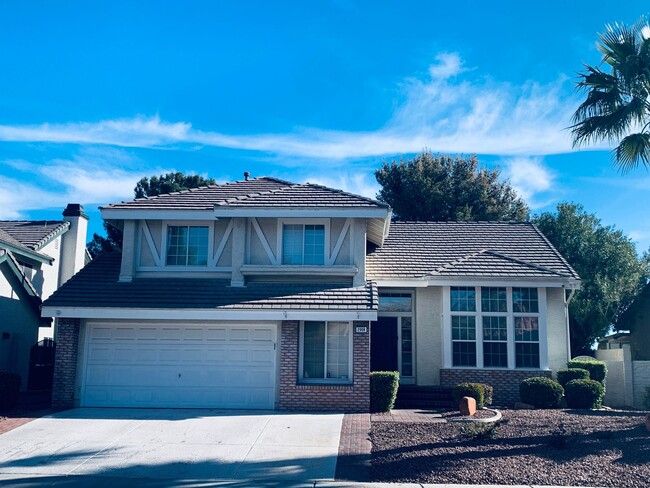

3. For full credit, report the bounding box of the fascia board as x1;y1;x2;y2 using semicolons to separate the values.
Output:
41;307;378;321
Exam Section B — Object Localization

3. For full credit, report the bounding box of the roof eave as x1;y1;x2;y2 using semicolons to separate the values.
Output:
213;207;391;218
0;242;54;265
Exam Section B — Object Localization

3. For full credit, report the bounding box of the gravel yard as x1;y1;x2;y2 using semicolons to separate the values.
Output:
371;409;649;487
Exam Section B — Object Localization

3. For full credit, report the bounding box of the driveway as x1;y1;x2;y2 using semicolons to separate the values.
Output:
0;408;343;485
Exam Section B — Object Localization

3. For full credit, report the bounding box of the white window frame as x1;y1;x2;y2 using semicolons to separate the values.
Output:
377;290;416;384
442;286;548;370
162;221;214;270
277;218;330;266
298;320;353;384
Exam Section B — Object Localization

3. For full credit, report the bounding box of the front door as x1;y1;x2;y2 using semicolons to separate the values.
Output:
370;317;398;371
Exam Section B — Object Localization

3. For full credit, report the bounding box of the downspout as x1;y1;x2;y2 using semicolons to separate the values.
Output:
565;286;577;361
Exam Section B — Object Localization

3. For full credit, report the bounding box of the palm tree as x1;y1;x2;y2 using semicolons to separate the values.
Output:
571;17;650;172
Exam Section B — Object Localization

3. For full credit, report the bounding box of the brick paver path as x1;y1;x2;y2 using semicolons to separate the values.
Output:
335;413;371;481
0;409;54;435
371;408;446;423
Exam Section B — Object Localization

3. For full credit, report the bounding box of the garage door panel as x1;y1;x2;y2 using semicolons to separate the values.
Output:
82;323;277;409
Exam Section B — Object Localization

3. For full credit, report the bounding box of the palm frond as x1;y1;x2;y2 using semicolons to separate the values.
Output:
613;132;650;172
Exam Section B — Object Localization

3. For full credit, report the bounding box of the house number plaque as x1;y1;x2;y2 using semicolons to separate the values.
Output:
355;326;368;333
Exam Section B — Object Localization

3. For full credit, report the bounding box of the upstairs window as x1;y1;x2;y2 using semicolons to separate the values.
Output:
282;224;325;265
166;226;208;266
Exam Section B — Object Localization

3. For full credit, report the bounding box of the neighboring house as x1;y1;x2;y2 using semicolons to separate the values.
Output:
0;204;88;390
42;177;580;410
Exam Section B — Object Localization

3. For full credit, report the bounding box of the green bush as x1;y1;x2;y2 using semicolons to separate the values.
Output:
479;383;494;406
452;383;485;409
564;379;605;409
567;359;607;384
519;377;564;408
0;370;21;411
370;371;399;412
556;368;590;387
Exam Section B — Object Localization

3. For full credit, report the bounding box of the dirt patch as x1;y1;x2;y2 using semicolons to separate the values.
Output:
371;409;650;487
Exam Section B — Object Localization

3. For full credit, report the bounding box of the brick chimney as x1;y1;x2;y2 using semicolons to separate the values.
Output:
59;204;89;286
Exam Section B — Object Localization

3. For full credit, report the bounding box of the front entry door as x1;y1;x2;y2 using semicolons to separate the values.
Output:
371;317;398;371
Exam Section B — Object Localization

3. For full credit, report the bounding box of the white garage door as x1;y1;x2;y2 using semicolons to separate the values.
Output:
82;322;277;409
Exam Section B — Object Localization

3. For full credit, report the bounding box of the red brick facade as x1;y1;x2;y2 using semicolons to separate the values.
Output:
51;318;80;409
278;320;370;412
440;368;553;406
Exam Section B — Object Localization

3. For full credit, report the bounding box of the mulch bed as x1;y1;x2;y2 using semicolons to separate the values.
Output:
371;409;650;487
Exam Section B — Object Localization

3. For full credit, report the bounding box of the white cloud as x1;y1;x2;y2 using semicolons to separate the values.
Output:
301;171;380;200
0;54;601;161
501;157;557;209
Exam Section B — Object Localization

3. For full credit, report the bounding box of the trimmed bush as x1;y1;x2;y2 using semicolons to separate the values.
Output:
556;368;590;387
479;383;494;406
370;371;399;412
519;377;564;408
565;379;605;409
567;359;607;384
0;370;21;411
452;383;485;409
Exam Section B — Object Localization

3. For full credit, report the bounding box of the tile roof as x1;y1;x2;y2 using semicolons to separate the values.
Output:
102;177;388;211
43;253;378;311
0;220;69;251
366;221;579;280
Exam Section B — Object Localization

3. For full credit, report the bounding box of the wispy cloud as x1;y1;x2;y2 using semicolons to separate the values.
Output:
0;54;602;161
301;171;380;200
501;156;558;210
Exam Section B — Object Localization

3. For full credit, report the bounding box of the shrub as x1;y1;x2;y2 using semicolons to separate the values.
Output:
564;379;605;409
0;370;21;411
519;377;564;408
556;368;590;387
370;371;399;412
567;359;607;384
452;383;485;409
479;383;494;406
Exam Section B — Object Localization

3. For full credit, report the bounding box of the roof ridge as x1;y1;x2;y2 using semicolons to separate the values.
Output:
31;221;70;251
529;223;580;280
215;181;303;206
484;250;565;277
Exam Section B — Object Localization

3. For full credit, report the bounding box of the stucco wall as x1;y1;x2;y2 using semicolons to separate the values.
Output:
633;361;650;408
415;286;442;385
546;287;569;372
0;265;40;390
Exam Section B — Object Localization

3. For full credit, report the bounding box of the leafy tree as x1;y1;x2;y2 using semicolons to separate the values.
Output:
375;152;529;221
87;172;216;257
533;202;650;356
134;172;216;199
571;17;650;172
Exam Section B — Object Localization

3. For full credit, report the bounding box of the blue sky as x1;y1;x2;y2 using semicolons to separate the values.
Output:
0;2;648;251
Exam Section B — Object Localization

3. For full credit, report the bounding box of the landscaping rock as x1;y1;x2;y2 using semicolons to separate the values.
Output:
459;396;476;416
514;401;535;409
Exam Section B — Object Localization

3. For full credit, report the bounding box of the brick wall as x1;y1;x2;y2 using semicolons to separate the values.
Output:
51;318;80;409
440;368;553;406
279;320;370;412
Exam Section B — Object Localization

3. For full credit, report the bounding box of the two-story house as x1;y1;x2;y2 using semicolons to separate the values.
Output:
0;204;88;390
42;176;579;411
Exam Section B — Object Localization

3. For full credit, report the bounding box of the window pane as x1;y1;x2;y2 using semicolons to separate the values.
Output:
326;322;350;380
303;322;325;378
515;317;539;342
484;342;508;367
303;225;325;265
513;287;539;313
378;293;412;312
483;316;507;341
481;287;507;312
282;225;303;265
453;342;476;367
401;317;413;376
451;287;476;312
188;226;208;265
166;226;188;266
452;316;476;341
516;343;540;368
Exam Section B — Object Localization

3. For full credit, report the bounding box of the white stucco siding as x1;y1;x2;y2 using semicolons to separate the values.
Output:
415;287;443;385
35;237;62;300
546;287;569;372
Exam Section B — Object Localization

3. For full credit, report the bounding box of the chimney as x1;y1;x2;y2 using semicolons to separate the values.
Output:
59;204;89;287
243;171;250;181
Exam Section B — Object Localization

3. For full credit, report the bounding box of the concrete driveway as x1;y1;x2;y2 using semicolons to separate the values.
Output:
0;408;343;485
